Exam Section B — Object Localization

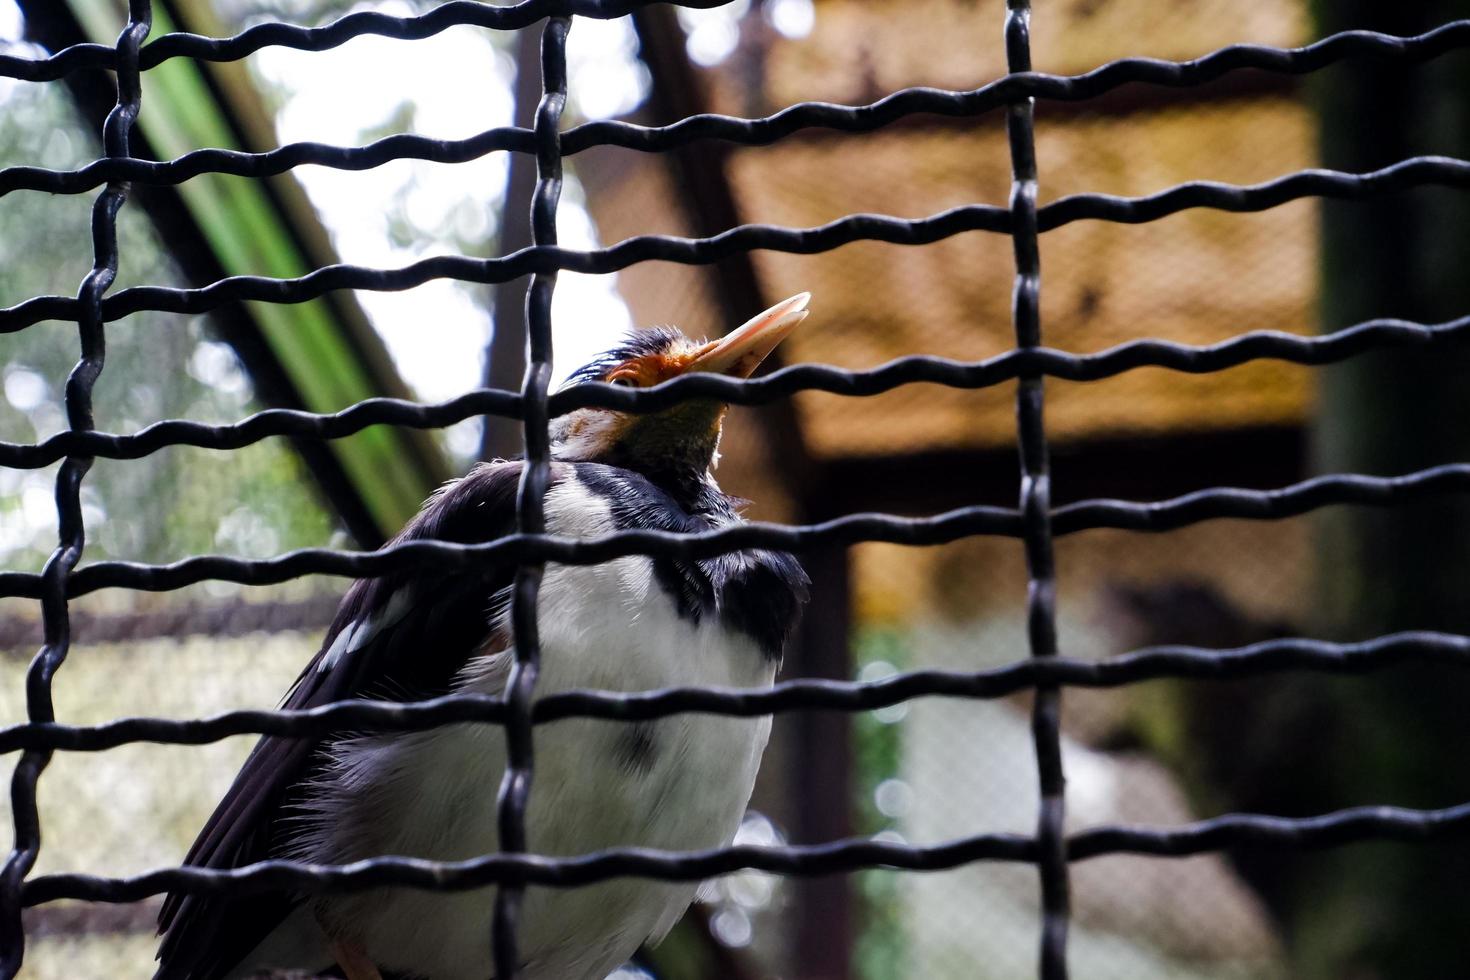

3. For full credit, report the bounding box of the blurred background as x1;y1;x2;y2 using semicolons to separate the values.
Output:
3;0;1469;977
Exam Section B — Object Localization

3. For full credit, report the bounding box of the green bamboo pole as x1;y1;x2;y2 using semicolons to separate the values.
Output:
68;0;447;536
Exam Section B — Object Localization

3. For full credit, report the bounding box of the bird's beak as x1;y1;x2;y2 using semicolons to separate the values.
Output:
684;292;810;379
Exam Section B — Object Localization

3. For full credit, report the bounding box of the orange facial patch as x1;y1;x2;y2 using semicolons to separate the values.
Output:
605;345;714;387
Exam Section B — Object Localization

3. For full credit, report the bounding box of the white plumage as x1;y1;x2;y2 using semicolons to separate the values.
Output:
163;295;815;980
227;474;776;980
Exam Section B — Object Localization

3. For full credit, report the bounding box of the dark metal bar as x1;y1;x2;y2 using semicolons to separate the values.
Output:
1001;3;1069;978
4;315;1467;471
2;9;1465;91
791;70;1304;143
492;14;568;979
155;0;452;506
0;0;735;81
6;21;1470;195
0;3;151;975
629;4;817;496
627;16;846;967
16;798;1470;908
2;462;1469;603
0;71;1300;198
15;0;418;548
5;153;1467;332
1;630;1468;754
479;22;541;462
0;2;1465;976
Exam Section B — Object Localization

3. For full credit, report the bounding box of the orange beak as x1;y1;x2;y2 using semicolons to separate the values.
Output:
684;292;811;379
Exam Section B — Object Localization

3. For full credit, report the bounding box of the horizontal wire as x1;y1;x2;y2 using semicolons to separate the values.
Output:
0;631;1464;755
1040;155;1470;227
2;4;1464;84
3;156;1465;333
2;312;1466;470
570;19;1470;150
21;800;1470;906
6;19;1470;197
0;127;537;198
1067;803;1470;860
0;204;1010;330
0;505;1024;599
0;0;729;81
4;8;1468;938
1049;463;1470;533
5;2;1468;956
24;833;1037;907
0;463;1464;601
0;389;522;469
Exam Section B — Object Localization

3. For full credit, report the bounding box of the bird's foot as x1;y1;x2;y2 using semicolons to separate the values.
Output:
328;938;384;980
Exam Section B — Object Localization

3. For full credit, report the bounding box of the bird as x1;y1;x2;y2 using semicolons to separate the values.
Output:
154;293;814;980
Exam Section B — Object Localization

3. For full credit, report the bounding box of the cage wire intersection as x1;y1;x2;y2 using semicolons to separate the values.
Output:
3;2;1470;978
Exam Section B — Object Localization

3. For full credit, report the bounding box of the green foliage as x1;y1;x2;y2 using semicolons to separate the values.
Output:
851;625;910;980
0;70;338;570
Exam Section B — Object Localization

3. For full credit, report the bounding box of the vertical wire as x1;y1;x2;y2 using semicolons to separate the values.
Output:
1002;2;1070;978
0;4;150;975
492;13;568;979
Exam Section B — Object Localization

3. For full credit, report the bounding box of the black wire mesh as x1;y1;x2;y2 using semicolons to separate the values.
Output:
2;2;1470;978
1000;5;1069;975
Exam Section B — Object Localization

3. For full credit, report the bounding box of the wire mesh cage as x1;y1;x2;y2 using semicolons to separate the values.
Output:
3;2;1470;979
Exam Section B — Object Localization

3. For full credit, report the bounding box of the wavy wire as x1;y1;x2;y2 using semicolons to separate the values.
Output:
490;13;568;974
2;3;1466;82
0;1;151;975
0;463;1465;603
1;630;1467;755
4;20;1469;196
20;800;1470;907
3;1;1470;974
0;0;731;80
3;155;1466;333
1;313;1467;470
1001;2;1071;973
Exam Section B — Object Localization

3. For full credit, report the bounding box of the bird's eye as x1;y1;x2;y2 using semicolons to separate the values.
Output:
610;376;639;388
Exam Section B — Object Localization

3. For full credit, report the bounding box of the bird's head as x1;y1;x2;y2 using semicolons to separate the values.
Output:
552;292;810;500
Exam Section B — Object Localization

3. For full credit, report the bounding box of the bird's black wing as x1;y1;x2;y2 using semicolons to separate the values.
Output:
156;461;537;980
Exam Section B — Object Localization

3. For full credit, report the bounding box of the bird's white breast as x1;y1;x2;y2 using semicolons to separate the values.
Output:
251;474;776;980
